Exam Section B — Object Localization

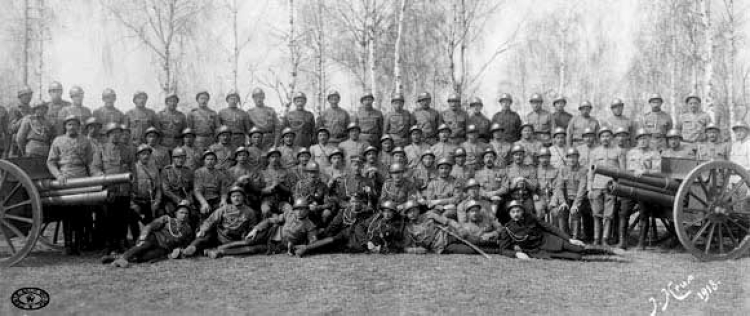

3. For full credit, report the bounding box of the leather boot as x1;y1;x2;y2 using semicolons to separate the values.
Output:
593;219;602;245
222;245;267;256
559;214;570;236
295;237;336;257
602;219;612;246
616;216;628;249
570;218;580;240
636;216;648;249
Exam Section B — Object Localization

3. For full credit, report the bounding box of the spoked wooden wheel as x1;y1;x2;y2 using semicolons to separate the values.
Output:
0;160;43;267
674;160;750;261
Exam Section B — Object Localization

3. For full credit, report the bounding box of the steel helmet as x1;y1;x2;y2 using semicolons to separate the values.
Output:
510;144;525;155
648;93;663;103
436;157;454;168
417;92;431;102
305;161;320;172
104;122;122;135
464;178;480;190
552;127;567;137
266;147;282;158
579;100;593;109
389;163;406;174
293;91;307;101
565;148;580;157
634;128;650;139
292;197;309;209
453;147;467;157
537;147;551;157
498;93;513;103
137;144;153;155
380;200;397;211
665;129;682;139
447;93;461;102
171;147;187;157
529;93;543;103
469;97;483;107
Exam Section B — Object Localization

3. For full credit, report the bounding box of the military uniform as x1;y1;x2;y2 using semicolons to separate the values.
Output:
259;166;292;215
588;145;625;220
474;166;507;198
384;109;415;147
58;105;92;134
157;109;188;148
639;110;673;135
161;164;194;214
548;145;567;169
460;140;488;169
379;178;420;205
355;107;384;147
132;160;162;222
526;109;552;134
551;163;588;234
339;139;367;162
190;203;258;249
330;172;377;207
44;99;71;133
677;111;711;143
310;143;339;169
430;141;457;161
283;109;316;148
16;115;55;157
696;141;729;161
489;140;512;167
423;176;461;208
181;144;201;171
247;105;279;149
468;112;491;142
662;145;696;159
218;106;253;148
566;116;599;147
605;115;635;145
246;146;264;171
93;106;126;131
147;145;170;171
410;165;437;191
730;137;750;170
194;165;230;216
187;106;220;151
405;142;430;169
317;107;350;145
441;109;468;144
378;150;394;167
576;144;596;168
279;145;301;169
91;140;133;251
9;104;33;137
535;164;560;219
491;109;522;143
125;106;159;145
413;107;442;144
551;110;573;131
450;164;474;184
208;143;236;171
513;139;540;166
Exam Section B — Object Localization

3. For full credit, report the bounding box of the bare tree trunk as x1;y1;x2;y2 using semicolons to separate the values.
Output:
316;0;325;115
23;0;30;86
449;0;458;94
286;0;297;117
232;0;239;91
369;32;377;107
669;3;678;122
700;0;714;107
458;0;467;100
393;0;408;94
726;0;735;127
37;0;45;98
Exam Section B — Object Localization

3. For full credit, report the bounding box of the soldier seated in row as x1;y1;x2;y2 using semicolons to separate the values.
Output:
428;200;505;251
161;147;194;218
379;135;395;166
380;163;421;207
259;147;292;218
279;127;300;170
431;123;457;161
194;150;230;222
179;128;201;171
549;127;567;168
403;201;492;255
461;124;488;170
84;117;103;152
323;148;347;182
535;129;553;149
453;179;494;225
210;125;236;171
289;147;311;182
181;186;258;259
489;122;512;168
245;198;319;256
550;148;588;237
227;147;254;183
144;127;170;171
310;127;338;169
111;201;194;267
662;129;696;158
246;128;264;171
614;127;631;150
391;146;408;166
419;158;461;215
294;162;336;227
535;147;560;223
363;146;386;186
696;123;728;160
410;150;437;190
131;144;163;236
450;147;474;184
474;148;506;215
514;122;539;166
405;125;430;169
339;122;368;163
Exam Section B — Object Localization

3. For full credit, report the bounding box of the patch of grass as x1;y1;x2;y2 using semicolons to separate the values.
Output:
1;250;749;315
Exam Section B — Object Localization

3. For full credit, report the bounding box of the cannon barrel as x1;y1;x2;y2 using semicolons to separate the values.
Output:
40;190;112;206
607;182;674;206
617;179;673;195
592;165;680;192
35;173;131;191
39;186;103;197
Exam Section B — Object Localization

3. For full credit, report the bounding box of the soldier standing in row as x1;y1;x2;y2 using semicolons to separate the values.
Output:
413;92;442;145
278;127;300;169
125;91;158;146
85;117;104;152
677;95;711;144
260;148;292;218
468;97;491;143
247;88;279;150
550;95;573;132
383;93;414;148
317;90;350;147
93;89;126;137
131;144;162;233
624;129;662;249
587;126;625;246
404;125;430;169
491;93;522;144
283;92;316;148
194;150;229;220
441;93;468;145
526;93;551;144
639;93;673;136
339;122;367;162
158;93;188;149
696;123;728;160
566;101;599;148
576;128;597;168
17;103;55;157
90;123;133;254
461;124;489;170
47;115;94;254
605;98;635;146
187;91;219;152
180;128;201;170
662;129;695;158
355;92;383;147
143;127;170;170
209;125;236;171
44;81;71;133
551;148;587;237
379;163;420;206
9;87;34;156
219;90;253;148
161;147;194;216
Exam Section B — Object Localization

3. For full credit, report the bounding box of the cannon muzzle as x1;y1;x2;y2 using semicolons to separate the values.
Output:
35;173;132;191
607;182;675;206
41;190;112;206
40;186;104;197
592;165;680;192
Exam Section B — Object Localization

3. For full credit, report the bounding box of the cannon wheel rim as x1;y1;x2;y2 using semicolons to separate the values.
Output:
674;160;750;261
0;160;43;267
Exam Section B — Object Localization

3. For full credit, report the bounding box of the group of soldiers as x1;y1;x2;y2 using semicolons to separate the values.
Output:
3;82;750;263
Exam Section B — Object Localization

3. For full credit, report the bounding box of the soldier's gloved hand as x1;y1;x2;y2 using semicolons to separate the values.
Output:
200;203;211;214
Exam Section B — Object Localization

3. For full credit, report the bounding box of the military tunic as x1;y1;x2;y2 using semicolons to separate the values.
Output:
536;165;560;209
489;140;513;167
410;166;437;190
450;164;474;185
491;109;522;143
696;141;729;161
548;145;567;169
187;106;220;151
384;109;415;147
474;167;507;198
157;109;188;148
441;109;468;144
317;107;350;145
526;109;552;134
200;204;257;242
247;106;279;150
93;105;126;129
44;99;70;134
662;145;696;159
413;107;442;144
576;144;597;169
468;113;491;143
194;166;230;202
181;144;202;171
218;107;253;148
339;139;368;162
677;111;711;143
355;107;384;147
460;141;489;168
588;145;625;190
132;161;161;204
283;109;316;148
125;107;159;145
730;139;750;170
310;143;339;169
16;116;55;157
279;145;301;169
161;164;194;205
430;141;457;161
208;143;236;171
513;139;541;166
639;110;673;135
379;178;420;205
90;142;133;196
47;134;93;179
378;151;394;168
456;198;494;224
566;115;599;146
58;105;92;132
551;164;587;211
551;111;573;131
246;146;264;171
9;104;32;135
405;142;430;169
506;164;538;191
422;177;461;206
148;144;171;171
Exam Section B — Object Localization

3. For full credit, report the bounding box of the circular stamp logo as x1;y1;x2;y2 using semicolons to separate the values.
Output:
10;287;50;310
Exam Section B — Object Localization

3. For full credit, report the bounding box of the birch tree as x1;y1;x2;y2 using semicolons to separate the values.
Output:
392;0;408;94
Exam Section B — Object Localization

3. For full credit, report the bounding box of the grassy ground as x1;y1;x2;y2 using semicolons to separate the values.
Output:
1;248;749;315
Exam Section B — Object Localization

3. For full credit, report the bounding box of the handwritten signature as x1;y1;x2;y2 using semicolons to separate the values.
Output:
648;275;721;315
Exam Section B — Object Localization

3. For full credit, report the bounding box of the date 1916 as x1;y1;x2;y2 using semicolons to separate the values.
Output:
648;275;721;316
